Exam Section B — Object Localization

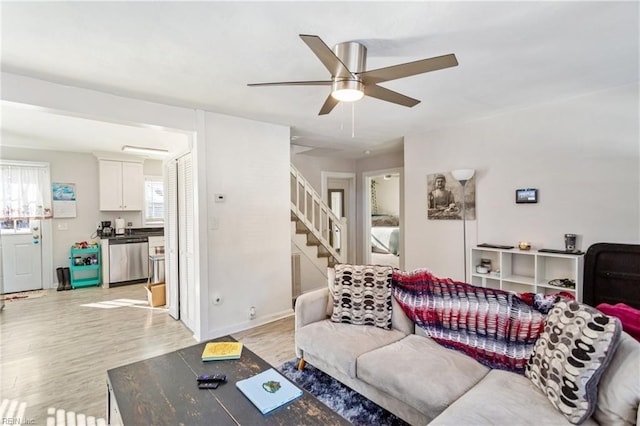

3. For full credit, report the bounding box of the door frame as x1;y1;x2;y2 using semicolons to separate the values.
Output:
321;171;356;263
362;167;403;268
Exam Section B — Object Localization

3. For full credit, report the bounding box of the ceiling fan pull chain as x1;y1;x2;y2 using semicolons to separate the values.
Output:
351;103;356;138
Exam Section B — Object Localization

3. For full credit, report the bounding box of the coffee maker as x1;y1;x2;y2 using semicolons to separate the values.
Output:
98;221;113;238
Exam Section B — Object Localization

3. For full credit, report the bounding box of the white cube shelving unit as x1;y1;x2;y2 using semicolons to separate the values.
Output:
470;247;584;301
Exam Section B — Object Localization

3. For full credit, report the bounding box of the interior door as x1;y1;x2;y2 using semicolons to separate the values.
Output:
177;154;195;330
1;220;42;293
165;160;179;319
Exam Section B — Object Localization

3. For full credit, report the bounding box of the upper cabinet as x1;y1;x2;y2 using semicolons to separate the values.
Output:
99;159;143;211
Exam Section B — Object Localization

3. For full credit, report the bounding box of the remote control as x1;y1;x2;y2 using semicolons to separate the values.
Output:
198;381;220;389
197;373;227;383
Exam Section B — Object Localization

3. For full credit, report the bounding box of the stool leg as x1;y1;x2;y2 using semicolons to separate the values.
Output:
297;358;306;370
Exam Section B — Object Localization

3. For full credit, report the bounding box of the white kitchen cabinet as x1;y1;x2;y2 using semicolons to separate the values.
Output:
470;247;584;301
99;160;143;211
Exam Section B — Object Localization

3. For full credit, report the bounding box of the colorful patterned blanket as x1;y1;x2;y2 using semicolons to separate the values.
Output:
392;269;573;374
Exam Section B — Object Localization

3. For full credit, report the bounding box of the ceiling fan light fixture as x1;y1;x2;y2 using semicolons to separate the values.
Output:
331;80;364;102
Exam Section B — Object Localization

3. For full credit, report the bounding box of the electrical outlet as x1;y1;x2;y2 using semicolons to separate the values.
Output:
249;306;256;320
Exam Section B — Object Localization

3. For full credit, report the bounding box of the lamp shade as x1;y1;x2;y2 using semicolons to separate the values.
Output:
451;169;475;182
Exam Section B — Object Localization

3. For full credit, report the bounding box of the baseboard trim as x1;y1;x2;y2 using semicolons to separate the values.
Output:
201;308;294;341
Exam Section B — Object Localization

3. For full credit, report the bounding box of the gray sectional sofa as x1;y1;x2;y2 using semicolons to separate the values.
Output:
295;286;640;425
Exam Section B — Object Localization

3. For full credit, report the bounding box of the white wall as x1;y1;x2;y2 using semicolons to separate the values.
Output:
372;175;400;216
204;112;292;338
291;153;355;192
404;84;640;281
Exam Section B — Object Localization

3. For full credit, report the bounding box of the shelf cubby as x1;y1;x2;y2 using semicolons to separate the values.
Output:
470;247;583;301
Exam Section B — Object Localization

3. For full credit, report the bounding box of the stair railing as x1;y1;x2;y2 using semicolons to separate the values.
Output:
290;164;347;264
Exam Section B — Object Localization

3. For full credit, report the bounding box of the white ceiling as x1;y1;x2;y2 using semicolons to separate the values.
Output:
1;1;638;159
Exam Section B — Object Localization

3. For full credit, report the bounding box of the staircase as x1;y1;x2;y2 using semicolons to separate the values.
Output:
290;164;347;269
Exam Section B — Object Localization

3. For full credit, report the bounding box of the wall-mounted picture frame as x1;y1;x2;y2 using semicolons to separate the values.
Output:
52;182;77;218
427;172;476;220
515;188;538;204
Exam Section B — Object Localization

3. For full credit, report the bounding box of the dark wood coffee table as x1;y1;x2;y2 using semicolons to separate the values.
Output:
106;336;349;425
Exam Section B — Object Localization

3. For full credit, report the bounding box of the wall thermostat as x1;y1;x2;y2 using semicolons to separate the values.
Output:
516;188;538;204
214;194;225;202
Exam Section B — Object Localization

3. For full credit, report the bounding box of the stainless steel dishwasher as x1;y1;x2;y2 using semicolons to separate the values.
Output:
109;237;149;285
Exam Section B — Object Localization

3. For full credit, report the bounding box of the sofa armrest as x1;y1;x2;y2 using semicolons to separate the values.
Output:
295;287;329;330
295;288;330;359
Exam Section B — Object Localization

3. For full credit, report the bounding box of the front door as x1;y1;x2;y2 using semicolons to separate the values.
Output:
1;219;43;293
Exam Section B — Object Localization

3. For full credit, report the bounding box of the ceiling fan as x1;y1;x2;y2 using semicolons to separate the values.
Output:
248;34;458;116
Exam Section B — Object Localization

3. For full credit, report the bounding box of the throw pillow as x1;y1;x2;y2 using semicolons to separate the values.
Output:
525;299;622;424
330;264;393;330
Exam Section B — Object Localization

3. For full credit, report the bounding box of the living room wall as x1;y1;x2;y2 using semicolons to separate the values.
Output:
404;84;640;281
203;112;291;338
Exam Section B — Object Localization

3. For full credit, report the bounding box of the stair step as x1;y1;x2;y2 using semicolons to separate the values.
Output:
291;194;342;268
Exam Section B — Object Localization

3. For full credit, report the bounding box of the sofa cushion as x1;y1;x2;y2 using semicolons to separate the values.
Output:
430;370;598;426
296;320;406;379
331;264;393;330
357;334;489;422
593;332;640;425
525;299;622;425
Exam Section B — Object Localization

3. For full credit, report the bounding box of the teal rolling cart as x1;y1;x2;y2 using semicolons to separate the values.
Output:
70;246;101;288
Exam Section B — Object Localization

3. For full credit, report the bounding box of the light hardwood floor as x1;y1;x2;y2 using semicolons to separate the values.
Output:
0;284;295;425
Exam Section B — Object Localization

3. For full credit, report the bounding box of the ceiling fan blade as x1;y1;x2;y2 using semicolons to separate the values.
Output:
318;94;339;115
359;54;458;84
365;84;420;108
299;34;354;79
248;80;332;87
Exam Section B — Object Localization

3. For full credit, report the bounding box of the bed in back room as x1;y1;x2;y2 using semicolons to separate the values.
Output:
371;215;399;267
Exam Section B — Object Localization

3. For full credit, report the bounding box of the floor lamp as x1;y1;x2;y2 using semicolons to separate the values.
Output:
451;169;475;283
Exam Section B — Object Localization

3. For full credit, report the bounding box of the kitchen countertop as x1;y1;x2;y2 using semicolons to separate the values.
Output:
101;227;164;240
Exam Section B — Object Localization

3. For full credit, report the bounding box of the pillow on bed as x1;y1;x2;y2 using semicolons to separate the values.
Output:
371;215;399;227
330;264;393;330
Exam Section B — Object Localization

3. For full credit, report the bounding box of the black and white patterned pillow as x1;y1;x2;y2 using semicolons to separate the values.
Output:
525;299;622;424
330;264;393;330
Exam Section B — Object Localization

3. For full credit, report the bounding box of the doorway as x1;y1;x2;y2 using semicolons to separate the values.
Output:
363;168;402;268
0;161;52;293
321;172;356;263
165;152;196;332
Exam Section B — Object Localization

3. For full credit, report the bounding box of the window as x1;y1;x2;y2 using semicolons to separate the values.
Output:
144;176;164;226
0;161;52;233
